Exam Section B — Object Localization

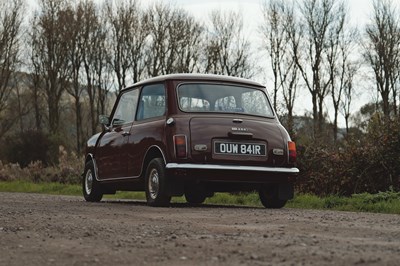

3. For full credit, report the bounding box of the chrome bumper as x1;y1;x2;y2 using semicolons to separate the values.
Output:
166;163;299;174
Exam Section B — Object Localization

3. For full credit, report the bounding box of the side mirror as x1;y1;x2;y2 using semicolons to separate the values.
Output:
112;118;125;127
99;115;109;126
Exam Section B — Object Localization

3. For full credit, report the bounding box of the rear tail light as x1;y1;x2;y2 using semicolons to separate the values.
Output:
174;135;187;159
288;141;296;164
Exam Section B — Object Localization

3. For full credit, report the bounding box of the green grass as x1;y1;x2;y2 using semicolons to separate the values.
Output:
287;192;400;214
205;192;262;206
1;181;399;214
286;194;325;209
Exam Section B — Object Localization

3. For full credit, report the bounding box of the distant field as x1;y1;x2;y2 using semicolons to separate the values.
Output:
0;181;399;214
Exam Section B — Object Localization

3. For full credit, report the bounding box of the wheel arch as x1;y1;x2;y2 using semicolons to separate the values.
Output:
85;153;94;165
142;145;167;176
84;153;99;181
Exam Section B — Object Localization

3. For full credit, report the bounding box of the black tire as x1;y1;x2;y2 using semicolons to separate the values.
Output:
185;190;206;205
145;158;171;207
82;161;103;202
259;185;287;209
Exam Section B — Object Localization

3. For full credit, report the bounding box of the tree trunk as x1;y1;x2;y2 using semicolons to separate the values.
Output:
333;109;338;143
312;91;318;138
318;96;324;137
48;94;60;135
74;96;83;153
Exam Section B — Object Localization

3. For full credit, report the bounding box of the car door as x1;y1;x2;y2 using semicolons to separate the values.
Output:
96;88;139;180
126;83;167;177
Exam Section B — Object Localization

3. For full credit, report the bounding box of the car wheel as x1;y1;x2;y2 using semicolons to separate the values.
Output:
259;185;287;209
145;158;171;207
185;190;207;205
83;161;103;202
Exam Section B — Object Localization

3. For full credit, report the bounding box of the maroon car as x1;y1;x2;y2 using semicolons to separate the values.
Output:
83;74;298;208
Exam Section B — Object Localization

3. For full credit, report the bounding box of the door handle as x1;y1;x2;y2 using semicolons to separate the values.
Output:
122;131;131;137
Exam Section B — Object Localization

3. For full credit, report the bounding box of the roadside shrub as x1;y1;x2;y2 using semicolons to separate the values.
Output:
0;146;82;184
2;130;60;167
296;118;400;196
54;146;82;184
0;161;27;182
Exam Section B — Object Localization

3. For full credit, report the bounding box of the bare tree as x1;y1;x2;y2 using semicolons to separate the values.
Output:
331;31;359;140
281;5;301;137
363;0;400;120
0;0;23;138
127;4;150;83
27;35;46;132
261;0;287;110
145;3;203;76
261;0;299;135
30;0;72;135
64;1;87;152
325;7;358;141
293;0;346;138
14;74;33;132
204;10;253;78
146;3;172;77
168;9;203;73
340;61;358;134
106;0;144;92
81;1;112;135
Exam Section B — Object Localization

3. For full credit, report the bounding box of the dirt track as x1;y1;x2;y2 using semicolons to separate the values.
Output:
0;192;399;265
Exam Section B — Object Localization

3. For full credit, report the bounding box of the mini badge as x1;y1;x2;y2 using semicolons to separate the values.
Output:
273;148;284;156
194;144;208;151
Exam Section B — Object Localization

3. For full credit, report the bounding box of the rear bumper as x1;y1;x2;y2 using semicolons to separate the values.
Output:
165;163;299;184
166;163;299;173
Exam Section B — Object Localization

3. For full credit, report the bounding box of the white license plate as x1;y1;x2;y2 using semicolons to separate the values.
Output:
214;142;266;156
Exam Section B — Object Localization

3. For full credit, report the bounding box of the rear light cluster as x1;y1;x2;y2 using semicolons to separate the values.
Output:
288;141;296;164
174;135;187;158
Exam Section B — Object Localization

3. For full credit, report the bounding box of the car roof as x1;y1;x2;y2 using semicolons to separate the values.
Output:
126;74;265;90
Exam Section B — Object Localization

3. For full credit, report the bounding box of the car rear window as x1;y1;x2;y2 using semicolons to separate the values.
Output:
177;83;274;117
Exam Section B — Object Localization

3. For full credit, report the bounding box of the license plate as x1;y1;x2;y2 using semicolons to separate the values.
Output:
214;142;266;156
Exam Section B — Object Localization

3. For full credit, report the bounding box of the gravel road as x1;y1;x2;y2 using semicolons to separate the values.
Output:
0;192;399;266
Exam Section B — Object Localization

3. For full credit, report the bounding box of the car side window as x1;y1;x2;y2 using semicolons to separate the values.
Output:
136;84;166;121
112;89;139;126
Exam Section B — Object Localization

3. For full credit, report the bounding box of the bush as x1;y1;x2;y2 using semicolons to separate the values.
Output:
0;146;82;184
1;130;62;167
296;118;400;196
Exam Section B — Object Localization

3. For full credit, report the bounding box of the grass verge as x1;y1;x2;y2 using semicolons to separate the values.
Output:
0;181;399;214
